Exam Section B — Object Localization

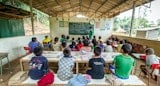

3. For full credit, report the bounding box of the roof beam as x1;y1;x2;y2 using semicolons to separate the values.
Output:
0;11;24;19
99;0;128;18
59;3;79;12
55;0;65;12
82;5;102;14
79;0;82;11
86;0;94;16
95;0;108;12
90;0;108;18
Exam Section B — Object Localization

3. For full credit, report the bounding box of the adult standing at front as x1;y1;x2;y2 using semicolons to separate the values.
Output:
89;27;93;40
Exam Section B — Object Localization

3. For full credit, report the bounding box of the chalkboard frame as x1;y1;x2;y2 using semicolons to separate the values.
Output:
69;22;94;35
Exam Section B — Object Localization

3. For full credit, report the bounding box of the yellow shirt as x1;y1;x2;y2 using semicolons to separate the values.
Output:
43;38;51;43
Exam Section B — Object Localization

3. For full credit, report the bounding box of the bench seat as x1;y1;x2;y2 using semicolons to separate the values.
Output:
8;71;146;86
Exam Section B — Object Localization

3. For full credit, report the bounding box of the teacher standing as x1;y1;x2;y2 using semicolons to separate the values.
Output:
89;27;93;40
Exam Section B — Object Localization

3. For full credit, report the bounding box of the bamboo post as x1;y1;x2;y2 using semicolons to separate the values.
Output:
129;1;136;37
29;0;34;35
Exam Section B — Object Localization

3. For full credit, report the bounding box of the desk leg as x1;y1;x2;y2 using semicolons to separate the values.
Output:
0;57;3;81
20;59;24;71
76;62;78;74
6;55;12;73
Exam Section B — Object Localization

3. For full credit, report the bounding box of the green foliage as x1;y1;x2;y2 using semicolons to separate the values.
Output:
0;0;49;26
113;17;150;33
156;19;160;26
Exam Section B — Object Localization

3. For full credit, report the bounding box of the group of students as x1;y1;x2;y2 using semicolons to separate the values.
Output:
28;35;115;53
27;35;137;85
27;35;159;86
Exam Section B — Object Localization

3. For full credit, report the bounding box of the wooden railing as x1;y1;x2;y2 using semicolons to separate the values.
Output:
115;35;160;57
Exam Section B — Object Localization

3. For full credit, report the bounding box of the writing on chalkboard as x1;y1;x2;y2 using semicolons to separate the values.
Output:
69;22;94;35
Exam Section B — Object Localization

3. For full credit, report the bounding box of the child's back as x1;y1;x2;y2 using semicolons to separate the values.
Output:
57;48;74;81
28;46;48;80
86;47;105;79
113;44;135;79
145;48;159;66
105;40;113;52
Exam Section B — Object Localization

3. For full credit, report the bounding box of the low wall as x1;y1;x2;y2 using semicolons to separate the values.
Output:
116;35;160;57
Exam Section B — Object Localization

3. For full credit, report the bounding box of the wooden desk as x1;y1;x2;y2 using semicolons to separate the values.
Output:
0;52;11;81
20;51;120;73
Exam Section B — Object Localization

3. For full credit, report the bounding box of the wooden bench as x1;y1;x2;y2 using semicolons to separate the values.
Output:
8;71;146;86
8;71;110;86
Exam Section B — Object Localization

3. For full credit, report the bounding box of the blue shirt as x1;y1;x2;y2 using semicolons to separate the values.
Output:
28;56;48;80
28;41;40;52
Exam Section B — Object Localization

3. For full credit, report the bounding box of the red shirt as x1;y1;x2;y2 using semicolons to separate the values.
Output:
76;43;83;51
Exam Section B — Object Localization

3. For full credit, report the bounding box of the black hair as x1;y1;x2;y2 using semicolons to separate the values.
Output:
32;37;37;42
93;41;98;47
45;35;48;38
33;46;43;56
61;34;65;38
86;36;89;39
78;37;81;40
63;48;71;57
112;37;115;41
82;36;85;40
120;40;125;44
145;48;154;55
66;36;70;39
93;35;96;39
98;36;101;39
83;40;89;46
72;41;76;45
54;37;59;42
72;38;75;40
106;40;111;45
121;43;132;54
61;42;67;48
94;46;101;56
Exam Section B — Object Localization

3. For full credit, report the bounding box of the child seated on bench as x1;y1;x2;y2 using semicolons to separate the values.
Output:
28;46;48;80
110;43;135;79
140;48;159;80
57;48;74;81
86;46;105;79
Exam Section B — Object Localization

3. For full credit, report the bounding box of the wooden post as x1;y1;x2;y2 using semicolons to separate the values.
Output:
129;1;136;37
30;0;34;35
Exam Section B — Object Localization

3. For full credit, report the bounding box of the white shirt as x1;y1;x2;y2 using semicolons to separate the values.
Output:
146;54;159;66
105;45;113;52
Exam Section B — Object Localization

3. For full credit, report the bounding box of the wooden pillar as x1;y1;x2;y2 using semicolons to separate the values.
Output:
30;0;34;35
129;1;136;37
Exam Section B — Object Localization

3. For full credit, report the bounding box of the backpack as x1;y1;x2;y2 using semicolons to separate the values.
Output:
37;71;54;86
67;74;91;86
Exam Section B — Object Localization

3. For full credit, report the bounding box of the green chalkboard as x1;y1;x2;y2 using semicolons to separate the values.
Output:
69;22;94;35
0;18;25;38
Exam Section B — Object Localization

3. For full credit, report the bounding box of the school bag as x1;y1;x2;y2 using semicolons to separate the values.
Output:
37;71;54;86
67;74;91;86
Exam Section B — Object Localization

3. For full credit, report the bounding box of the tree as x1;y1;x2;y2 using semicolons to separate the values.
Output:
156;19;160;26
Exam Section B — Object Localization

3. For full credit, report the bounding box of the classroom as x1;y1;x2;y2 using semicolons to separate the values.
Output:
0;0;160;86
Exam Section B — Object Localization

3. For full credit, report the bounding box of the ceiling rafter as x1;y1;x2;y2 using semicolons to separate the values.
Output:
98;0;128;18
20;0;153;18
79;0;82;12
86;0;94;17
55;0;65;13
82;5;102;14
90;0;108;18
0;11;24;18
